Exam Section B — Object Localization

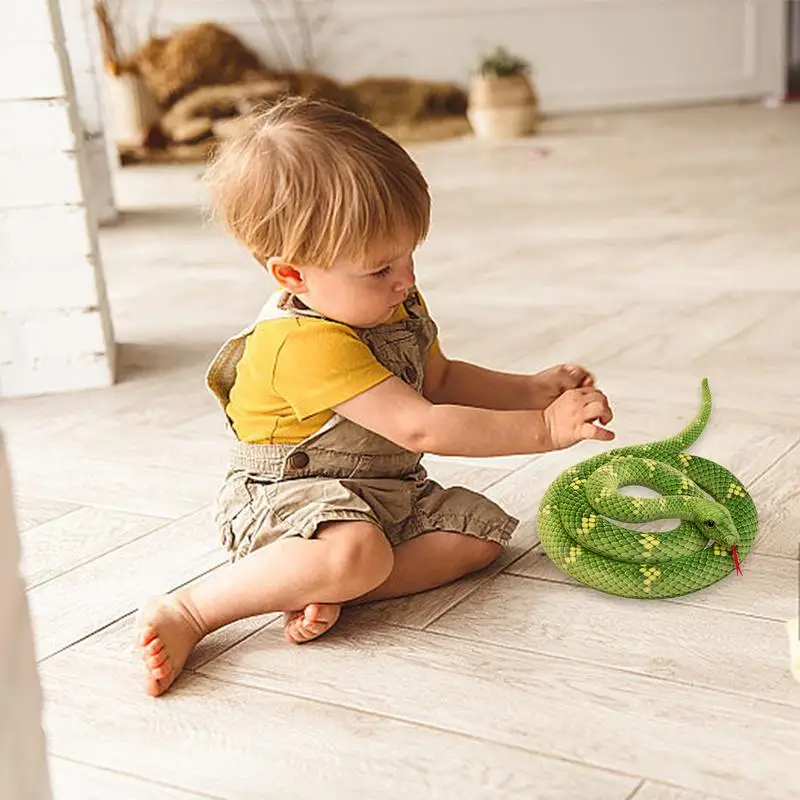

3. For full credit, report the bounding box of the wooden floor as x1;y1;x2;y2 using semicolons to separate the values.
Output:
3;102;800;799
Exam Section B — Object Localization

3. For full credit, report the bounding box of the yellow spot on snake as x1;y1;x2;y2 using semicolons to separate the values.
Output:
570;477;586;490
596;487;614;502
564;545;583;564
640;533;661;551
713;544;730;557
726;482;746;500
658;497;667;510
639;565;662;592
678;453;692;468
679;477;692;493
581;513;597;534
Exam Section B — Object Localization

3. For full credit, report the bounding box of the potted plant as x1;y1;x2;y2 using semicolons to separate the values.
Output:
467;46;539;139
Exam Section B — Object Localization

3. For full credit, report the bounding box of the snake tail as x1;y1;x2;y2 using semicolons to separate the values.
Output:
612;377;712;459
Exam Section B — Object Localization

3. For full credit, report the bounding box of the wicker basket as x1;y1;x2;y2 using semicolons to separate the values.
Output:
105;71;161;149
467;74;538;139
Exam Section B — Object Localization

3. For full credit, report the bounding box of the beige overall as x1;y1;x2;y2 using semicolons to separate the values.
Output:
206;289;518;562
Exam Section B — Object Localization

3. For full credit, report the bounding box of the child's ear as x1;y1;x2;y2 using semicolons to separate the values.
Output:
266;257;306;292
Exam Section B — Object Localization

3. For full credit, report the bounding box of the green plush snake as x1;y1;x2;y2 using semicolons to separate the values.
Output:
536;379;757;598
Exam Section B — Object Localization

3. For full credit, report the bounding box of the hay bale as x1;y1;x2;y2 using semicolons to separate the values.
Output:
166;117;215;145
159;79;288;142
277;71;362;114
130;23;272;107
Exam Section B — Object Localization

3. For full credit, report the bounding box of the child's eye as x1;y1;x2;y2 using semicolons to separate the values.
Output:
371;266;392;279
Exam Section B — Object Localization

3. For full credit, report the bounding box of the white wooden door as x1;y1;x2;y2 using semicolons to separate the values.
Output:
128;0;788;113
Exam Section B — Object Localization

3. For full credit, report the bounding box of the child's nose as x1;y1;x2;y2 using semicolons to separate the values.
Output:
399;260;415;290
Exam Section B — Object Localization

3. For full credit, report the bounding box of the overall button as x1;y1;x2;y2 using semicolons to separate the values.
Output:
288;451;309;469
402;365;417;384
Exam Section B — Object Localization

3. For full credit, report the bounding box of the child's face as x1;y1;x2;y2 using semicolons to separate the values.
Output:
301;241;417;328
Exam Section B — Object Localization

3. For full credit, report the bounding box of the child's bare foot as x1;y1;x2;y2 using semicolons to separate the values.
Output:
283;603;341;644
135;594;206;697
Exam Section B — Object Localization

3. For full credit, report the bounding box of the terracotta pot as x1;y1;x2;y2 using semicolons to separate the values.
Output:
467;73;538;139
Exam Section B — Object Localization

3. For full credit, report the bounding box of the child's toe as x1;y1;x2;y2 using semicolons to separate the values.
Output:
147;650;169;670
151;662;172;681
145;639;164;657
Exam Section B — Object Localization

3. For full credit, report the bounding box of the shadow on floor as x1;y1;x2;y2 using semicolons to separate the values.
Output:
114;340;219;383
108;206;207;231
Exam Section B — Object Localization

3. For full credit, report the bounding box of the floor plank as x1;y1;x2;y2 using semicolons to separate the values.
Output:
593;367;800;428
506;549;798;623
633;782;731;800
605;292;788;369
435;300;618;369
30;508;224;660
503;302;703;372
40;649;639;800
3;446;220;518
427;574;800;708
748;441;800;558
482;439;609;525
0;364;221;438
193;618;800;799
21;506;169;588
12;496;80;533
423;451;536;474
695;295;800;369
417;458;513;493
48;757;217;800
13;420;230;478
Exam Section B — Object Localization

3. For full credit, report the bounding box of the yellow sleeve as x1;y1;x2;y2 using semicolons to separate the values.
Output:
273;321;394;420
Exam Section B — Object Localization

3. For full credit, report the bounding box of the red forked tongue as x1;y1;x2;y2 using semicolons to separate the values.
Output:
731;546;742;576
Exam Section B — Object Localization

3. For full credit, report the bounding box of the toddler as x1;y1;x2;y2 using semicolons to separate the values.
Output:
136;97;614;697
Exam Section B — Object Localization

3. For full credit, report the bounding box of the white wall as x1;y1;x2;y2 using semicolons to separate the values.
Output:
118;0;785;112
0;0;116;398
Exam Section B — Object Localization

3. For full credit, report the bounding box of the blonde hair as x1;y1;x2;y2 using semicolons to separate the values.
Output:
203;96;431;268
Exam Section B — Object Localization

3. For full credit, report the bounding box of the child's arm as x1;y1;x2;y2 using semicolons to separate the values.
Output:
333;375;613;457
423;347;594;411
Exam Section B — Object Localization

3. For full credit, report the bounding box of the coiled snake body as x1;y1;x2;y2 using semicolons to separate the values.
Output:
537;379;757;598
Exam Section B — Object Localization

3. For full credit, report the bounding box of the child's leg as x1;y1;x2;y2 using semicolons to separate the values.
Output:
350;482;510;604
136;521;393;697
348;531;502;605
283;532;501;641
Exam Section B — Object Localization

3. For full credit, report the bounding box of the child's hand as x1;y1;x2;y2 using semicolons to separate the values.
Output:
542;387;614;449
529;363;595;409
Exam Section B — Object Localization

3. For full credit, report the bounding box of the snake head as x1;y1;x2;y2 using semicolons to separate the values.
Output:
698;504;739;547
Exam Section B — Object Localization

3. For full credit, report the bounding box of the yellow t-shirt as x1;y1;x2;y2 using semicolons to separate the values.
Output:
226;302;438;444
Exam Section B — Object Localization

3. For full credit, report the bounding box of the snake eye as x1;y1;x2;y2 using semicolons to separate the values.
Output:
704;520;715;528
